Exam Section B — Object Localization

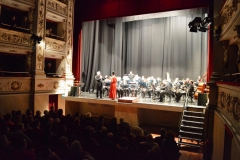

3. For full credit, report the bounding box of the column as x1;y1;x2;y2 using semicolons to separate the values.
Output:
32;0;46;77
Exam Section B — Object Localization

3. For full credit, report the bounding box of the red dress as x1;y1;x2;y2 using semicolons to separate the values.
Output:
109;76;117;99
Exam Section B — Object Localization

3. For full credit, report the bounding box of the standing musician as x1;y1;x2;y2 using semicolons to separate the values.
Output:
95;71;104;98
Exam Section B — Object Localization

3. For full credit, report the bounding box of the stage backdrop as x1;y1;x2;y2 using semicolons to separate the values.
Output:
81;8;208;91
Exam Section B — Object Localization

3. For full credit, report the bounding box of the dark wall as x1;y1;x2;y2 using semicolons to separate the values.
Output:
74;0;210;35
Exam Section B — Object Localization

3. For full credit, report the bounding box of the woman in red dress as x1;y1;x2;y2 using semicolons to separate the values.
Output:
109;71;117;100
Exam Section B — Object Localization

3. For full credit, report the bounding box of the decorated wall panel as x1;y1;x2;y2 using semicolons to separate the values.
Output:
35;78;66;91
0;28;32;46
45;37;65;52
47;0;68;16
0;77;31;93
218;84;240;125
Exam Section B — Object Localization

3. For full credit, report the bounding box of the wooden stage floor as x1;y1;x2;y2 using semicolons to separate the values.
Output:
65;92;198;113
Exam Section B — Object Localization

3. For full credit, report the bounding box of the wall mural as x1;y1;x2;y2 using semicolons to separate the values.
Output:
219;91;240;123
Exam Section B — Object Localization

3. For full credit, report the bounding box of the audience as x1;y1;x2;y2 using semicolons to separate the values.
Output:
0;109;182;160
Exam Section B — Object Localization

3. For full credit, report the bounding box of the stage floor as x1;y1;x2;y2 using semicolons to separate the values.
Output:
65;92;198;113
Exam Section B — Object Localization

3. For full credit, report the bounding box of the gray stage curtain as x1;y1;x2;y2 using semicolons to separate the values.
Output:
82;9;208;91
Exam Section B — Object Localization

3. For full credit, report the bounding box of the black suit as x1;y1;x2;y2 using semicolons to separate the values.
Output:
95;75;103;98
158;82;172;102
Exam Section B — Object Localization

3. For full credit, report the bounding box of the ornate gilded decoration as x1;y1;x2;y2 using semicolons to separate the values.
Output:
37;83;44;88
67;0;73;46
0;28;31;46
0;44;32;55
10;81;22;90
220;92;240;123
53;81;59;89
36;46;43;70
45;37;65;51
12;0;36;4
220;0;240;26
27;52;32;70
37;0;45;37
47;0;67;16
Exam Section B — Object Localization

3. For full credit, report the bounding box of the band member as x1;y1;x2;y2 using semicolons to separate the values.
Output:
103;75;111;96
158;80;172;102
117;77;124;98
95;71;103;98
128;71;134;82
109;71;117;100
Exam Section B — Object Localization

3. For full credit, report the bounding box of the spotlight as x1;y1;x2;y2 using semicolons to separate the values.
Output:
201;17;211;28
31;34;42;44
198;27;207;32
190;27;198;32
188;17;202;28
188;17;212;33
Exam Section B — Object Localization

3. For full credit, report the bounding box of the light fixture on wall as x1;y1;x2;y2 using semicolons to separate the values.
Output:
188;17;211;33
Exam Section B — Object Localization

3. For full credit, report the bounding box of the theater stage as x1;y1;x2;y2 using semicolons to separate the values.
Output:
64;92;196;128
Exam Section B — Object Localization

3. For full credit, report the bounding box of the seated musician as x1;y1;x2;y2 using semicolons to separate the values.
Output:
117;77;124;98
102;75;110;96
158;80;172;102
128;71;134;82
147;76;154;98
122;74;130;96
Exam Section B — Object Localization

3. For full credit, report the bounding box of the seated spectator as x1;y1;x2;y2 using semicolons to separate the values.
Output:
154;128;167;146
4;113;14;128
139;134;159;149
12;123;32;146
118;118;129;135
84;112;95;127
131;126;144;137
14;138;36;160
0;135;13;155
10;15;17;27
145;146;162;160
26;109;33;117
108;117;119;139
34;110;42;121
29;119;43;143
162;130;181;159
70;140;95;160
46;27;53;36
21;16;29;29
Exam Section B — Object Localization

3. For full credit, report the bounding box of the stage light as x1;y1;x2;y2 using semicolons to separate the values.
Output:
201;17;211;28
198;27;207;32
190;27;198;32
188;17;202;28
188;17;211;33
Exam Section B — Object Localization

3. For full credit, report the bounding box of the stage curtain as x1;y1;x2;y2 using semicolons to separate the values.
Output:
82;8;208;91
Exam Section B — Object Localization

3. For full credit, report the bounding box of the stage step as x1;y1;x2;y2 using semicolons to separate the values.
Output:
178;136;202;142
179;130;202;135
184;110;204;114
182;120;204;124
183;115;204;119
186;105;206;109
180;125;203;130
177;141;201;148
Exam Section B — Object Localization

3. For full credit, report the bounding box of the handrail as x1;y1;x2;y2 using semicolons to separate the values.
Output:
178;89;189;129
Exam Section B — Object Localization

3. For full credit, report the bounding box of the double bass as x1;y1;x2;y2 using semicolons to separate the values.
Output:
194;82;206;100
